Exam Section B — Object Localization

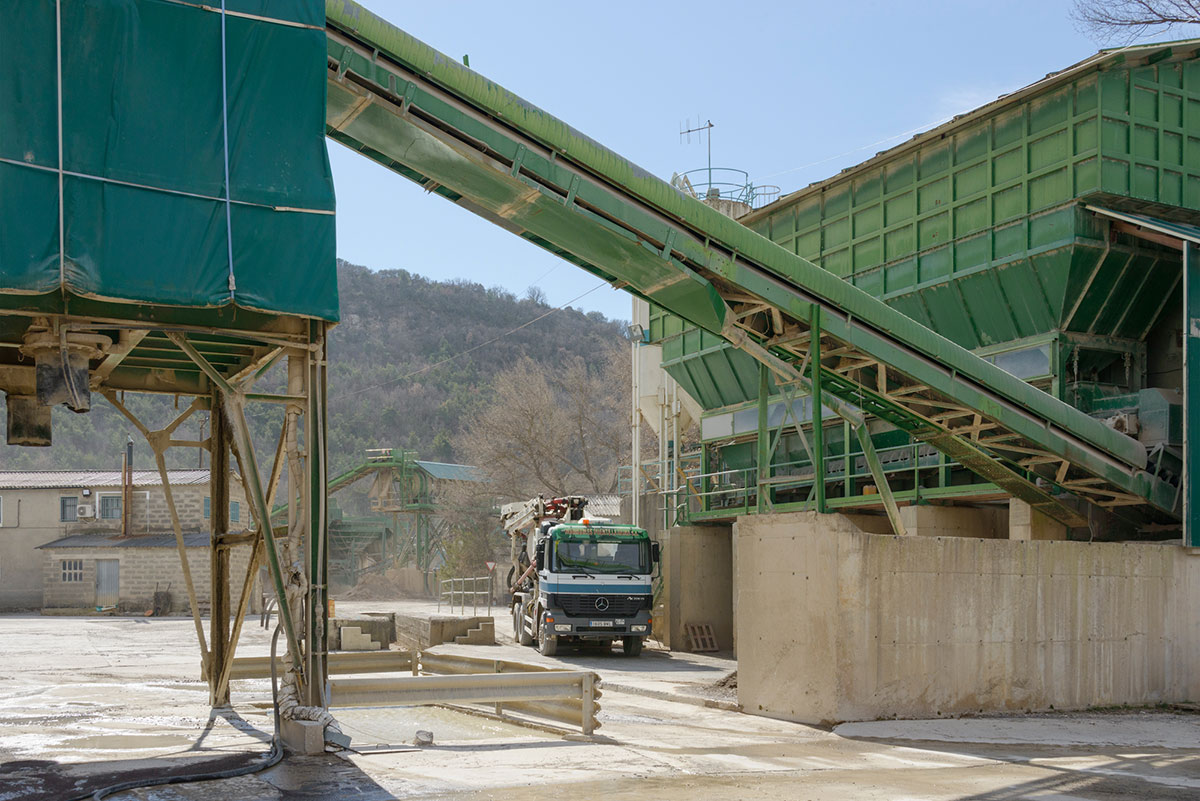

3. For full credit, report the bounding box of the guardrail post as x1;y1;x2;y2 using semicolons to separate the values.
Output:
494;659;503;716
581;673;595;735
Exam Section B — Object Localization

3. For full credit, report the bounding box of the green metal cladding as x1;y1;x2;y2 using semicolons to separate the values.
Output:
656;42;1200;410
0;0;337;325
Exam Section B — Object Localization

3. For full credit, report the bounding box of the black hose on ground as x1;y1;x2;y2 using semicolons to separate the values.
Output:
62;626;287;801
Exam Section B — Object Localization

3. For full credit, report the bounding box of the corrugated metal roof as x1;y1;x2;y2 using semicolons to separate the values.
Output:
413;461;483;482
39;532;210;549
0;469;211;490
746;38;1200;223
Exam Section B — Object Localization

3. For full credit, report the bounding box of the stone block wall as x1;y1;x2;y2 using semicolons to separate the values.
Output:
735;511;1200;724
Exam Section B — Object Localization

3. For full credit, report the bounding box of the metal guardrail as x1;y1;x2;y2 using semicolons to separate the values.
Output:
217;649;416;681
229;648;601;734
416;651;600;734
438;575;493;616
329;671;599;734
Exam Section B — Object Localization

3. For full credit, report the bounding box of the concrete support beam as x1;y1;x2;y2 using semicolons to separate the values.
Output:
1009;498;1069;541
898;504;1008;539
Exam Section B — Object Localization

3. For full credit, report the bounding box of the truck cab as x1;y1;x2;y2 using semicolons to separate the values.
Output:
513;519;659;656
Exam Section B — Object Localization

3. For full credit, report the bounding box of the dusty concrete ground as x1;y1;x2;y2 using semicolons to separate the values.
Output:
1;603;1197;800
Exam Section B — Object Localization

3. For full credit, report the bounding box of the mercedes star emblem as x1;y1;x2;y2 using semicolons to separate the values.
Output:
594;597;610;611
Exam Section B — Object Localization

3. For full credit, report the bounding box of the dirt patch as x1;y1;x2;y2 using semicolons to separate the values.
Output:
336;566;430;602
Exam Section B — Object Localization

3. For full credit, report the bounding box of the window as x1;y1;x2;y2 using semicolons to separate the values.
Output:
229;501;240;523
99;495;122;520
60;497;78;522
203;497;210;519
61;559;84;582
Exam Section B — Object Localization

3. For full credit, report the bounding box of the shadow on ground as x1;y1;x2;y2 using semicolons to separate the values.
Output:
0;708;397;801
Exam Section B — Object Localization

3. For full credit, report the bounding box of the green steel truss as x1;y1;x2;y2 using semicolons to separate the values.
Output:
323;2;1177;528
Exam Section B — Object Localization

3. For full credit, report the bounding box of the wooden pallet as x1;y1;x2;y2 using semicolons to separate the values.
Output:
684;622;718;652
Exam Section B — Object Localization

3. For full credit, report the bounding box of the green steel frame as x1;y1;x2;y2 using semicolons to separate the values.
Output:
322;448;468;585
322;2;1174;532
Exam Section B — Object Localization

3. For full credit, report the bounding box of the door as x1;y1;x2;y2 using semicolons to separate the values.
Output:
95;559;119;608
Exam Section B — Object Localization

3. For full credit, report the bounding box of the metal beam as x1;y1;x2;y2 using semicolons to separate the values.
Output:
1186;242;1199;546
856;424;908;536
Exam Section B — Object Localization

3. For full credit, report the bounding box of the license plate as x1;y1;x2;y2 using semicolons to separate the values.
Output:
589;620;614;627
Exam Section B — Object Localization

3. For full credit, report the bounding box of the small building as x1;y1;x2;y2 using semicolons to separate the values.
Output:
0;470;248;612
39;532;257;615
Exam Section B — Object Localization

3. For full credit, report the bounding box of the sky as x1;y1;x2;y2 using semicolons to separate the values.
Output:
329;0;1200;323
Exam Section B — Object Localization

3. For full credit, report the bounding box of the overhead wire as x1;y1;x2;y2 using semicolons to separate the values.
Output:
330;281;608;401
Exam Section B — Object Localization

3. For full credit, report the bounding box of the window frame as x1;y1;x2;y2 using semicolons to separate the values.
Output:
60;496;78;523
61;559;84;582
98;493;122;520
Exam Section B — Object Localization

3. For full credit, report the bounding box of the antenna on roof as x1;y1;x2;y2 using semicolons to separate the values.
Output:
679;118;715;187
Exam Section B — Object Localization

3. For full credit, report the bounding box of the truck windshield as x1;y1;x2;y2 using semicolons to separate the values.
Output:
552;536;649;574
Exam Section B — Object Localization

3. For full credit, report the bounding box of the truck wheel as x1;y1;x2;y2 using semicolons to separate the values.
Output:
622;636;643;656
538;621;558;656
515;602;532;646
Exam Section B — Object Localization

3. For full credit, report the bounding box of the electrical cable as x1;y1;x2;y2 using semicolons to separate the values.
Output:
61;627;287;801
331;280;607;401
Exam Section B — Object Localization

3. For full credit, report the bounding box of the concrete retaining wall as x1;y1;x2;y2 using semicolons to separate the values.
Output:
735;511;1200;724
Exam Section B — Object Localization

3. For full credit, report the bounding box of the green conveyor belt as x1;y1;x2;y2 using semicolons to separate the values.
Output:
322;0;1178;526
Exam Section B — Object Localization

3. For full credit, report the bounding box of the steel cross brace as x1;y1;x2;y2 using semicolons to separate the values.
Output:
166;331;307;680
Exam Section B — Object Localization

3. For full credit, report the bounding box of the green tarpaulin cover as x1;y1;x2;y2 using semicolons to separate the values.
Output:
0;0;337;322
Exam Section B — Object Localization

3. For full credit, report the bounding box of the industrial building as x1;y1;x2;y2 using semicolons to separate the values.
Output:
632;41;1200;721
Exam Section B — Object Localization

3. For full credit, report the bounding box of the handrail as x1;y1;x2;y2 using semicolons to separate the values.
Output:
438;576;492;617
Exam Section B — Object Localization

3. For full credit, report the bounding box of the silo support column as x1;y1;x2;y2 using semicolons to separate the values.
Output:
1185;243;1200;546
756;364;770;514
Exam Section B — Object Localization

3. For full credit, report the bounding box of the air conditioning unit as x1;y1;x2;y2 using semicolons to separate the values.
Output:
76;504;95;519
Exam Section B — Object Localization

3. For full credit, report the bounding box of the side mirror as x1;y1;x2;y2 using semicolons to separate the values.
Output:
536;541;547;567
651;542;661;564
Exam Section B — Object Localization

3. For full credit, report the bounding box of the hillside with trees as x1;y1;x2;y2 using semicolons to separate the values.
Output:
0;260;631;480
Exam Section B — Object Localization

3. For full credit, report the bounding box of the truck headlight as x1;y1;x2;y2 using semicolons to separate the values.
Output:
631;625;647;632
555;624;571;633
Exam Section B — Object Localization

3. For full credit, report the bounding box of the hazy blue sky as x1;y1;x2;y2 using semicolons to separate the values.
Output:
329;1;1200;322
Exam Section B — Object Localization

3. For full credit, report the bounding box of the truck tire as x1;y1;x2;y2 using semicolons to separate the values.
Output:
538;621;558;656
622;636;643;656
515;602;533;646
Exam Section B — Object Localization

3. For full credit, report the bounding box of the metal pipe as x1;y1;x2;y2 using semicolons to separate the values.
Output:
631;336;640;528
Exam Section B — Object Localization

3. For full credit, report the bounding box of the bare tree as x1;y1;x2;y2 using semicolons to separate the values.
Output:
455;345;632;502
1073;0;1200;41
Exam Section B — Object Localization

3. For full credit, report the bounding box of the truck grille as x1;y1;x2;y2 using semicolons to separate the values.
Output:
556;593;648;618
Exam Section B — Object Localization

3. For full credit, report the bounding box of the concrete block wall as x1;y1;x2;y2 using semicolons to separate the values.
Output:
42;543;258;614
41;551;97;608
735;511;1200;724
64;483;249;536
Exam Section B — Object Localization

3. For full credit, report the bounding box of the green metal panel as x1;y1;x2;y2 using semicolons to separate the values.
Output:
0;0;337;323
655;45;1198;405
